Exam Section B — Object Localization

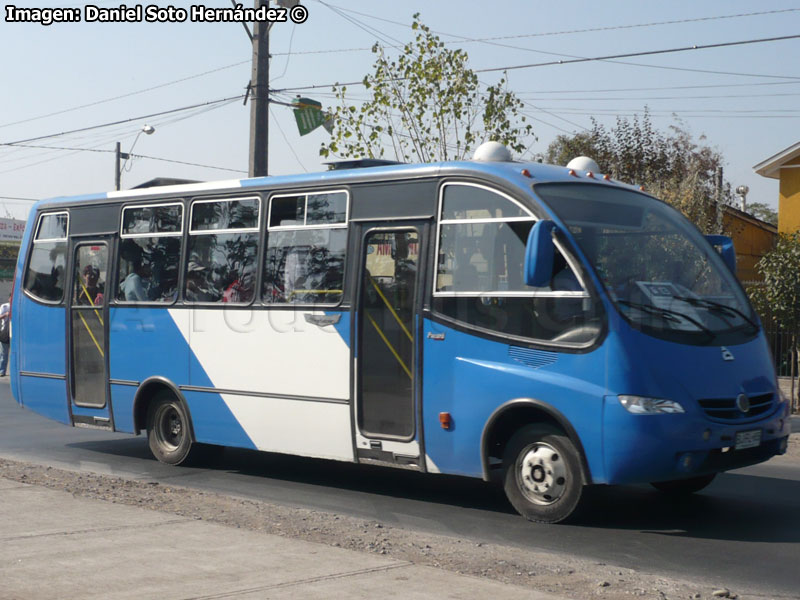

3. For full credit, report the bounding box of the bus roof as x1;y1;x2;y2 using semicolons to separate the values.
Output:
30;157;631;212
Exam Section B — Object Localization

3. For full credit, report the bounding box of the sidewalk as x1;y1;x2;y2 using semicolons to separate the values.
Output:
0;477;560;600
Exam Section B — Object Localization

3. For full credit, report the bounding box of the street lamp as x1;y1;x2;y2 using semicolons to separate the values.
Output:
736;184;749;212
115;124;156;190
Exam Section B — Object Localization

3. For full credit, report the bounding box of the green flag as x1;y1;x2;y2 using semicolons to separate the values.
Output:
292;97;327;136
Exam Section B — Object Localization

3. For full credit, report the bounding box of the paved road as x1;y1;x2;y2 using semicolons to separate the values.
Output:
2;382;799;599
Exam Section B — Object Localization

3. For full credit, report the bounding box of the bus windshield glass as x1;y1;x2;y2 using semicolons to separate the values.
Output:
535;183;758;346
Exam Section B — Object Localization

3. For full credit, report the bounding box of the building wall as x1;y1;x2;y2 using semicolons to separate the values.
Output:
722;209;777;283
778;156;800;233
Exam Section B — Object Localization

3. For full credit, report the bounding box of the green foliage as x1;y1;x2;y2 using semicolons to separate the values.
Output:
750;232;800;409
545;111;729;234
746;202;778;226
320;13;533;163
750;232;800;332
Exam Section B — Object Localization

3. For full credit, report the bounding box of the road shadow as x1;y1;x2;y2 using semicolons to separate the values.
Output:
67;439;515;514
570;472;800;543
67;438;800;543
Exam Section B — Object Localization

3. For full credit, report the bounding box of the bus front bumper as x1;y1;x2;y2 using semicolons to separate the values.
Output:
600;396;791;485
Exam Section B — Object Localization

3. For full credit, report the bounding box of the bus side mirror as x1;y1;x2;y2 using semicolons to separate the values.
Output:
704;235;736;273
524;220;556;287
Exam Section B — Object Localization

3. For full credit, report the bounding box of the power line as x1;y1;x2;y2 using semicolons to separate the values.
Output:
517;80;800;95
0;196;39;202
318;1;407;48
319;3;800;45
0;62;249;131
273;34;800;94
270;107;308;172
475;34;800;75
314;3;800;80
519;91;800;102
2;95;244;146
321;3;800;83
132;153;246;174
0;143;111;153
0;142;245;173
529;108;800;119
0;100;241;175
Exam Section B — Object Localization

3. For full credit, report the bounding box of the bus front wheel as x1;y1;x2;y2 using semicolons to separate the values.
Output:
503;424;584;524
147;392;195;465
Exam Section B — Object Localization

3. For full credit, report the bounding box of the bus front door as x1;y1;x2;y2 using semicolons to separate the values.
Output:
68;240;112;429
355;223;428;468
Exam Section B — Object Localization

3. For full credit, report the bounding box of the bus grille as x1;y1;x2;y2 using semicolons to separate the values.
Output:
697;393;774;421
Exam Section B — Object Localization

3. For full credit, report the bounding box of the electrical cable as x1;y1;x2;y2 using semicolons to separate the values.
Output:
318;3;800;44
269;107;308;172
0;196;39;202
273;29;800;94
0;62;249;130
2;95;244;146
475;34;800;75
517;80;800;95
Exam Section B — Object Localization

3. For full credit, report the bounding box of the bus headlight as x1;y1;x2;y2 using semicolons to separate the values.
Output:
618;395;685;415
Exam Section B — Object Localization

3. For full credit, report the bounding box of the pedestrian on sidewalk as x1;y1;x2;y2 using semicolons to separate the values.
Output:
0;294;11;377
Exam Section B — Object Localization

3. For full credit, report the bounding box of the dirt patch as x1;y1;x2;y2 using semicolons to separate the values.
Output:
2;454;782;600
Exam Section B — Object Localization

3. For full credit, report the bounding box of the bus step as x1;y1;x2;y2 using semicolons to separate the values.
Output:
73;415;113;430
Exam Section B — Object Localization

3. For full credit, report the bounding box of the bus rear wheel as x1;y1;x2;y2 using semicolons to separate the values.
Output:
503;425;584;524
147;392;195;465
650;474;716;495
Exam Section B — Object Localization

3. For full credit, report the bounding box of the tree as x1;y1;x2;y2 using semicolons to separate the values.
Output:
749;231;800;412
545;111;730;235
320;14;533;163
746;202;778;226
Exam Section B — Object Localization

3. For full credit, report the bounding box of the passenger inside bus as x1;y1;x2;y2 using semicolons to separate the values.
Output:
185;260;220;302
78;265;104;306
119;258;151;302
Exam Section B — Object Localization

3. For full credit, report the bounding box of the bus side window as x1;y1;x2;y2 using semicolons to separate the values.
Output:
433;183;598;344
184;198;260;304
263;191;348;305
117;203;184;304
23;212;69;303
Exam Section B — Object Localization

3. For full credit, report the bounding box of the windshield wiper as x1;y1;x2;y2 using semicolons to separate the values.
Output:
617;300;714;339
672;296;759;330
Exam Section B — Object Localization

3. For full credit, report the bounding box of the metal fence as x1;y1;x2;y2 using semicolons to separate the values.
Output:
764;329;796;377
740;281;797;377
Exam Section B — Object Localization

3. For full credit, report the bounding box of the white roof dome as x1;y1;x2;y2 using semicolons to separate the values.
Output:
473;141;512;162
566;156;601;172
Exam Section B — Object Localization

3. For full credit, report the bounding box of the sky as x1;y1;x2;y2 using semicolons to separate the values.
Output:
1;0;799;222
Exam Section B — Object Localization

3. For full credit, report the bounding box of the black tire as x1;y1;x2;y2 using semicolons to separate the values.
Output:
146;392;196;466
502;424;584;524
650;474;716;495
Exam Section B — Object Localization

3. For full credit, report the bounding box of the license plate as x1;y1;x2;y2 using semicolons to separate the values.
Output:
735;429;761;450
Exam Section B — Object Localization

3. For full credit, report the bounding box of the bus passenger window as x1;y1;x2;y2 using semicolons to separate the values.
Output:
23;212;69;303
433;183;599;345
117;203;183;303
263;191;348;305
184;197;260;304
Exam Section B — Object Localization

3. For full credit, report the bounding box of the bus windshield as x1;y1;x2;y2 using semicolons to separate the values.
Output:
535;182;758;346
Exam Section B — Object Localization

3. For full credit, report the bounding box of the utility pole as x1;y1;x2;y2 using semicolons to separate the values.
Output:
714;165;724;233
115;142;123;191
248;0;270;178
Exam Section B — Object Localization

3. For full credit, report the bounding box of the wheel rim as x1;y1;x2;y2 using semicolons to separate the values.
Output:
515;442;567;505
154;404;183;451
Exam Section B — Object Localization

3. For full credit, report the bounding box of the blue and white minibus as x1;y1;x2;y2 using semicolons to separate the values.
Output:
10;142;791;523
